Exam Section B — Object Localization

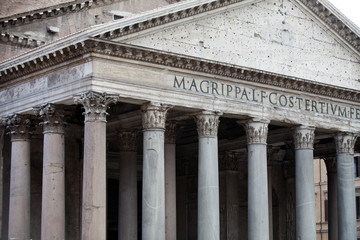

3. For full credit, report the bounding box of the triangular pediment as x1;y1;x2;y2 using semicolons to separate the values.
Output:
113;0;360;90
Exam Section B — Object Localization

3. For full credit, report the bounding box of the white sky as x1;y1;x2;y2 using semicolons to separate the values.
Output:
327;0;360;27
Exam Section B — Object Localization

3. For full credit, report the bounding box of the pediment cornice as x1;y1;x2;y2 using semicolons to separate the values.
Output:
1;39;359;104
0;0;118;29
92;0;360;55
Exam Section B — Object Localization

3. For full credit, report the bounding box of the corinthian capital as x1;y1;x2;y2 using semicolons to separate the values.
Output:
195;111;222;138
118;131;138;152
2;114;32;141
165;122;179;144
73;91;119;122
335;132;358;154
141;102;171;130
293;125;315;149
34;104;65;134
242;118;270;144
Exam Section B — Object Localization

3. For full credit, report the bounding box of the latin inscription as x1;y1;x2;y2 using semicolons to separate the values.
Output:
173;76;360;120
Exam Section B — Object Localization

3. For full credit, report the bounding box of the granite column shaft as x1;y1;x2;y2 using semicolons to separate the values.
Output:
335;133;358;240
74;91;119;240
195;111;222;240
165;123;177;240
35;104;66;240
141;102;170;240
243;118;270;240
294;126;316;240
4;115;32;240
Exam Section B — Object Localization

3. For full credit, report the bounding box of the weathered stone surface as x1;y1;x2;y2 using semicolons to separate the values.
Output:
126;0;360;89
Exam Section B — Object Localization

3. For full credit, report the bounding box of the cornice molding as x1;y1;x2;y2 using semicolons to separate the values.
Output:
2;39;360;104
297;0;360;53
91;0;360;55
0;32;45;48
0;0;120;29
94;0;248;40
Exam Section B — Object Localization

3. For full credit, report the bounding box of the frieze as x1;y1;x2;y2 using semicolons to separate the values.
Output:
1;40;360;106
293;126;315;150
73;91;119;122
334;132;358;154
141;102;171;130
195;111;222;138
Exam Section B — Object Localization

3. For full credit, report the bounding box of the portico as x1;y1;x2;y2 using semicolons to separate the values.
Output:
0;0;360;239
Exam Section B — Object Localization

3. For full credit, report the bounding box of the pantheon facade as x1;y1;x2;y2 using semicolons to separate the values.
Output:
0;0;360;239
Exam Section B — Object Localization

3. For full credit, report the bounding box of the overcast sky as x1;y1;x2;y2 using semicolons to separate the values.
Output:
328;0;360;27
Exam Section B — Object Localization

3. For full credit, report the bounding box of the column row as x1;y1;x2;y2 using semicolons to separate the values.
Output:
1;91;358;240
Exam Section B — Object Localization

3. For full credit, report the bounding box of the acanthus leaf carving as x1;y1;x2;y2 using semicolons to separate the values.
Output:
118;130;138;152
195;111;222;138
141;102;171;130
33;103;66;134
334;132;358;154
73;91;119;122
293;125;315;149
2;114;33;141
241;118;270;144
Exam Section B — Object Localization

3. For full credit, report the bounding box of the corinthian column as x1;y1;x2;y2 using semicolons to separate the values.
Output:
118;131;138;240
141;102;171;240
74;91;119;240
335;133;358;240
34;104;66;240
165;122;177;240
243;118;270;240
294;125;316;240
195;111;222;240
3;114;32;240
325;157;338;240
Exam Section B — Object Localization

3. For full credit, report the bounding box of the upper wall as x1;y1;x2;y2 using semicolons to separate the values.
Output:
123;0;360;90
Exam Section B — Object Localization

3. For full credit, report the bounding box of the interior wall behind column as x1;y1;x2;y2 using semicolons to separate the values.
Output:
1;134;10;239
30;136;43;240
65;135;83;239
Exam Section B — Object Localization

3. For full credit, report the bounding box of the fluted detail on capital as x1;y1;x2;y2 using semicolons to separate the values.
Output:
243;118;270;144
34;104;65;134
141;102;171;130
219;152;238;171
195;111;222;138
73;91;119;122
325;157;337;174
335;133;358;154
294;125;315;149
118;131;137;152
165;122;177;144
2;114;32;141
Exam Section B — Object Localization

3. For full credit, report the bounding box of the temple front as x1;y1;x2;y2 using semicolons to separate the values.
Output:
0;0;360;239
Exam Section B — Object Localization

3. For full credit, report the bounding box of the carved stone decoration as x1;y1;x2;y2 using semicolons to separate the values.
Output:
34;103;65;134
73;91;119;122
242;118;270;144
195;111;222;138
219;152;238;171
141;102;171;130
165;122;178;144
118;130;137;152
2;114;32;141
293;125;315;149
334;133;358;154
325;157;337;174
